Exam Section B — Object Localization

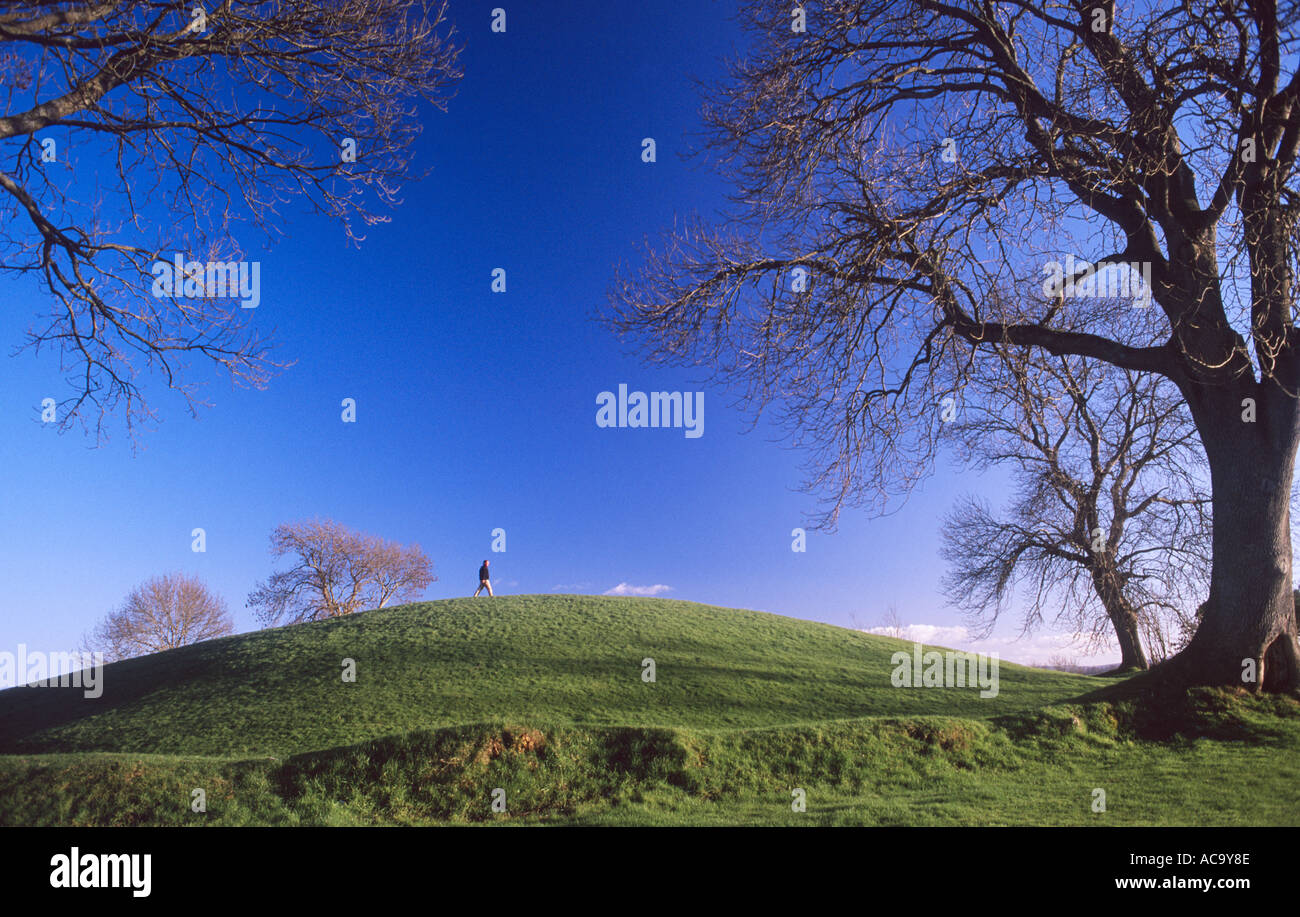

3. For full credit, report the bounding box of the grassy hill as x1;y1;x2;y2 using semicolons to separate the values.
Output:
0;595;1103;757
1;595;1297;826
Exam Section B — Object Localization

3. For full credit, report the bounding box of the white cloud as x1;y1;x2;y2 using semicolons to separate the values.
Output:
551;582;595;592
861;623;1120;667
604;582;672;597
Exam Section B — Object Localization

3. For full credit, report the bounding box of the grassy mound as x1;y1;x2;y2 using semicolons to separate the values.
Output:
0;595;1102;757
4;596;1296;826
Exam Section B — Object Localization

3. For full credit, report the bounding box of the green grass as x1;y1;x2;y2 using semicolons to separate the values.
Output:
1;595;1296;826
0;595;1104;757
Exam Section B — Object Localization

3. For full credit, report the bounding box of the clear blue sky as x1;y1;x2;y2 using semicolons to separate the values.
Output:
0;0;1109;665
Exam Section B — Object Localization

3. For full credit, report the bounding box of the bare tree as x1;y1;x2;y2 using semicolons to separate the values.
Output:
607;1;1300;691
1043;654;1087;673
878;603;906;639
85;572;233;661
0;1;461;440
247;518;435;626
942;342;1209;670
367;535;438;609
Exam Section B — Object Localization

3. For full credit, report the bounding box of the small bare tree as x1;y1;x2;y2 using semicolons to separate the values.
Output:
85;572;233;661
942;343;1210;670
247;518;434;626
0;1;461;440
878;603;906;639
1044;654;1086;674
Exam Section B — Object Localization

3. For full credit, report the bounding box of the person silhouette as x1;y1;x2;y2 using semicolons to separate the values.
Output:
473;559;493;597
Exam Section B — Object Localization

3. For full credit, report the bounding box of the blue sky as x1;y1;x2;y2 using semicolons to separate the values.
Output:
0;0;1116;665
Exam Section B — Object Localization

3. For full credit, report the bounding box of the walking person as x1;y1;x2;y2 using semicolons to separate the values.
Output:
473;559;494;597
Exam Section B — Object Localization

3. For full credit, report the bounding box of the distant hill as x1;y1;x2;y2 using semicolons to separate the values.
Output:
1032;663;1120;675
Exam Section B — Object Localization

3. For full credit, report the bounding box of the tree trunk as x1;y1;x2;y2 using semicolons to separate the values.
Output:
1108;607;1148;671
1170;386;1300;692
1090;566;1148;670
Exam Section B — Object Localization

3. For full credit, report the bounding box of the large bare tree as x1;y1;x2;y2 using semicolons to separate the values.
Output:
941;342;1210;671
607;1;1300;690
247;518;435;626
85;572;233;661
0;0;461;439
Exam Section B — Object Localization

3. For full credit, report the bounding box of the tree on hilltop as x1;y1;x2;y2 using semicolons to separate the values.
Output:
86;572;233;661
248;518;435;625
